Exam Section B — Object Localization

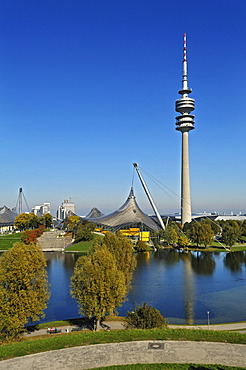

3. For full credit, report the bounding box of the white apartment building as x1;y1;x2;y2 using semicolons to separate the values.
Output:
57;199;75;220
32;203;51;217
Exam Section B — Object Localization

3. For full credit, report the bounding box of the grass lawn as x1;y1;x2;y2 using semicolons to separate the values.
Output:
95;364;244;370
0;232;23;250
0;328;246;361
178;241;246;253
65;234;102;253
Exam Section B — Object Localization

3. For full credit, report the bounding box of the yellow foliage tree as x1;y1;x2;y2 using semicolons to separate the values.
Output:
0;242;50;342
92;232;137;288
71;244;127;330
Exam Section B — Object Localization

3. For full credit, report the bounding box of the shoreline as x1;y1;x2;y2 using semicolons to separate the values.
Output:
27;317;246;334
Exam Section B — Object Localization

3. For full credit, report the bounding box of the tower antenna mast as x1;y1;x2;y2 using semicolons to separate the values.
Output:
175;33;195;225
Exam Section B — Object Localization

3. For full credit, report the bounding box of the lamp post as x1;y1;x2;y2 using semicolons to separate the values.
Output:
207;311;210;330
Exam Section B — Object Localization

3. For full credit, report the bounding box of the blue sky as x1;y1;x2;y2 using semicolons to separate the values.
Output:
0;0;245;216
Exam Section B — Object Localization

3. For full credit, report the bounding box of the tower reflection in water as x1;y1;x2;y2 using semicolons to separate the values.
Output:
181;252;194;325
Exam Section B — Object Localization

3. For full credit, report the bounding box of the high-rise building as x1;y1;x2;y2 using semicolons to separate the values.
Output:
57;199;75;220
32;203;50;216
175;33;195;225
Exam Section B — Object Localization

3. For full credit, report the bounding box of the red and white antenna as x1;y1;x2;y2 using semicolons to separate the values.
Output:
183;33;187;61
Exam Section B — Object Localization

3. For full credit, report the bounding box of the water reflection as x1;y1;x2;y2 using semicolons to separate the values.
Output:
182;253;194;325
224;251;246;273
40;250;246;325
191;252;216;275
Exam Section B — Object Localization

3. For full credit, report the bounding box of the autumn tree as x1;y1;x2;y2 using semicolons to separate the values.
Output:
14;213;31;231
177;235;189;248
21;225;45;244
92;232;137;287
71;244;127;330
0;242;49;342
66;215;81;237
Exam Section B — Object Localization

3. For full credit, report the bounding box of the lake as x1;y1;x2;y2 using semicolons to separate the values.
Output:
41;250;246;325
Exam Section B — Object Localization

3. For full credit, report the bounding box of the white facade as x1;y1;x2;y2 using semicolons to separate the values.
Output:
57;199;75;220
32;203;50;217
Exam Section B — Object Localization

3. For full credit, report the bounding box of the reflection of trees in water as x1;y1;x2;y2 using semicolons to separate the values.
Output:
190;252;216;275
137;251;151;264
224;251;246;273
45;252;78;272
153;249;179;265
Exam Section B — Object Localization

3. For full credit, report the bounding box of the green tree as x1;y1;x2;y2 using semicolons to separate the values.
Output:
185;221;214;248
204;218;221;235
164;224;179;245
199;221;214;248
125;303;167;329
38;213;53;228
71;245;127;330
135;240;148;252
0;242;49;342
93;232;137;287
241;220;246;236
75;223;94;242
222;225;239;247
28;213;39;229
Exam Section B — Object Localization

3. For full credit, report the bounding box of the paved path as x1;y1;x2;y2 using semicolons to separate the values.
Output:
0;340;245;369
169;322;246;333
24;321;124;337
24;320;246;338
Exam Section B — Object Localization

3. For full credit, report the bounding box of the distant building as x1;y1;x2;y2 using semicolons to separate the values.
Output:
57;199;75;220
31;203;50;217
86;207;104;219
0;206;17;233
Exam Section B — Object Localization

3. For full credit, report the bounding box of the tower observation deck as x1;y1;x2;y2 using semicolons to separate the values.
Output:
175;33;195;225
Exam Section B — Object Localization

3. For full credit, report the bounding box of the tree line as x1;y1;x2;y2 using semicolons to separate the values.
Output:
14;212;53;231
156;218;246;248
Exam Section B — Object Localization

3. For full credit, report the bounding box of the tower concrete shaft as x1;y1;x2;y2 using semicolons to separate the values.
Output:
175;33;195;225
181;132;191;224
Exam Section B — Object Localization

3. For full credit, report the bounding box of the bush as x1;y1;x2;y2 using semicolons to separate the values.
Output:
135;240;148;252
21;225;45;244
125;303;167;329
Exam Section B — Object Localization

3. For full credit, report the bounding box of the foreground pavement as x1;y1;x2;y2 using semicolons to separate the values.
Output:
0;340;245;369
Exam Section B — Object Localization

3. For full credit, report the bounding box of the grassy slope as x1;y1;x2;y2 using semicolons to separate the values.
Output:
65;234;102;253
0;233;23;250
0;329;245;361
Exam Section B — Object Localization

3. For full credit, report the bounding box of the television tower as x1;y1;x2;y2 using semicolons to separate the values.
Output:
175;33;195;225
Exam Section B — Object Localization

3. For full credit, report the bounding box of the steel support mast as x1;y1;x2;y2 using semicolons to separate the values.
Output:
133;163;165;230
